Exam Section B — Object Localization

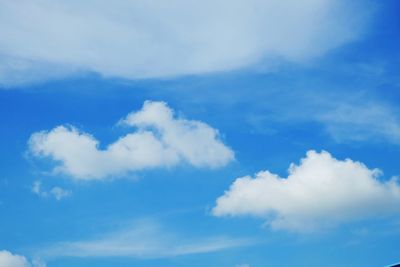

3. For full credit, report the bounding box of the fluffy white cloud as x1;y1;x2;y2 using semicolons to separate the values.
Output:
0;251;30;267
29;101;234;179
213;150;400;232
0;0;369;86
32;181;71;200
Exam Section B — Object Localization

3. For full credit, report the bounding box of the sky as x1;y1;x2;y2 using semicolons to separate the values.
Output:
1;1;400;266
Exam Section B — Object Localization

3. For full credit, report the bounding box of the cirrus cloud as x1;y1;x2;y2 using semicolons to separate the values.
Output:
39;219;255;260
29;101;234;179
213;150;400;232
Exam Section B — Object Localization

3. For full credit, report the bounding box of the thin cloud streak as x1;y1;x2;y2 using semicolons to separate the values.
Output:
39;220;257;260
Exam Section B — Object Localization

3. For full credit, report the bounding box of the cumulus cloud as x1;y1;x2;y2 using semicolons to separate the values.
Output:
0;250;31;267
32;181;71;200
0;0;369;86
29;101;234;179
213;150;400;232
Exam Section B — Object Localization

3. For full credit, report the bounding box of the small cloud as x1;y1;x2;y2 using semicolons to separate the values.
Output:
28;101;234;180
32;181;44;196
49;187;71;201
32;258;47;267
32;181;71;201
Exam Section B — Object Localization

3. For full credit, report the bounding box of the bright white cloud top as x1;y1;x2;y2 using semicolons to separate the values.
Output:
29;101;234;179
0;0;368;86
0;251;31;267
213;150;400;232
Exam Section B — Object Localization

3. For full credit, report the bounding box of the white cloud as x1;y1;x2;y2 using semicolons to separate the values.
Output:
29;101;234;179
32;181;71;200
318;103;400;144
40;220;254;259
268;94;400;145
31;259;46;267
49;187;71;200
213;150;400;232
0;0;369;86
0;251;31;267
31;181;42;196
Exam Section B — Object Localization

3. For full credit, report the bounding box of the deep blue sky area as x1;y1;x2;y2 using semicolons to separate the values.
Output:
1;1;400;267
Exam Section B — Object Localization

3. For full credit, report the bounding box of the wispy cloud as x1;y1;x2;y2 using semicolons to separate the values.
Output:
251;89;400;145
39;220;255;260
247;97;400;145
31;181;71;201
318;103;400;144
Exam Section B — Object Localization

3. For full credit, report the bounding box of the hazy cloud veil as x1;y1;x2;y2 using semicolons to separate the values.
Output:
0;0;369;86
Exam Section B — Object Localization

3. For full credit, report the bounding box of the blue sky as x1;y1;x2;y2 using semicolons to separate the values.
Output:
1;1;400;266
